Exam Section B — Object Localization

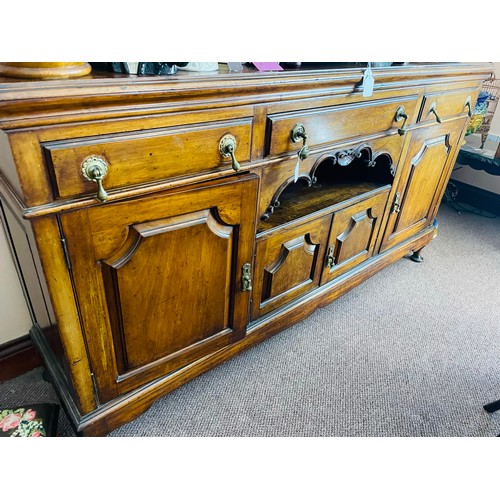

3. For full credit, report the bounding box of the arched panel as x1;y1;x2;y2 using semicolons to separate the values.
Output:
262;233;319;303
252;213;332;320
395;134;451;231
101;208;235;371
334;210;375;266
321;189;390;285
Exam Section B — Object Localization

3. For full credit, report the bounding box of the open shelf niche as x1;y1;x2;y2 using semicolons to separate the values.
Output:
258;143;395;232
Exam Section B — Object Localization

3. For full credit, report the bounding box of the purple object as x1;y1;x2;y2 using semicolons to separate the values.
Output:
252;62;283;71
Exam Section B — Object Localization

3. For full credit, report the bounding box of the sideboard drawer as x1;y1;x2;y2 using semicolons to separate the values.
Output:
266;96;418;158
417;88;479;123
42;118;252;199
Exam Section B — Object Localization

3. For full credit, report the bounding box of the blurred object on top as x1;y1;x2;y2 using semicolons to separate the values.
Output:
476;77;500;148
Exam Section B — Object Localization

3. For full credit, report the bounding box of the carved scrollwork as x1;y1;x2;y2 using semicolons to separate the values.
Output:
372;151;395;176
311;144;395;179
332;143;370;167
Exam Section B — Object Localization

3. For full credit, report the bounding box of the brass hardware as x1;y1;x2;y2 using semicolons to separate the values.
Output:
428;102;442;123
391;192;401;214
395;105;409;136
325;245;335;268
464;96;472;117
81;155;109;203
241;263;252;292
291;123;309;160
219;134;241;171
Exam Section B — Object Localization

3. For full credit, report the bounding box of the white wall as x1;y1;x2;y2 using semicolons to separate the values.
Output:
0;223;32;343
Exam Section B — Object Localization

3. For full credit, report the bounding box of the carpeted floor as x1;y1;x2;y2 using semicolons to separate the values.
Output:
1;203;499;437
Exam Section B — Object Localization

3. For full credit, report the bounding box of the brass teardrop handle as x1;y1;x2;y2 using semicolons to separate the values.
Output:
81;155;109;202
291;123;309;160
395;105;409;136
219;134;241;171
428;102;442;123
464;96;472;117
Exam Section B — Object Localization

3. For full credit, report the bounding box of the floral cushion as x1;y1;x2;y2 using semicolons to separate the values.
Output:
0;404;59;437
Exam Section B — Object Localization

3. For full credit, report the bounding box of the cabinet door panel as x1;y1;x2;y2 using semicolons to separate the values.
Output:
251;215;332;320
61;175;258;400
320;189;389;284
102;210;234;371
380;120;465;252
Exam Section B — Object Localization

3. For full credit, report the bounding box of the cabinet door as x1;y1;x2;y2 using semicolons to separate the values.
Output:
320;188;390;285
60;175;258;401
380;120;465;252
251;214;332;320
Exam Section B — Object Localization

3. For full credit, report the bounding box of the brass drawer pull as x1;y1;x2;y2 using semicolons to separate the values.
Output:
81;155;109;203
219;134;241;171
464;96;472;117
428;102;442;123
395;106;409;136
291;123;309;160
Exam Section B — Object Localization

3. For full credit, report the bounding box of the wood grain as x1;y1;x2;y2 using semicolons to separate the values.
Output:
0;64;490;436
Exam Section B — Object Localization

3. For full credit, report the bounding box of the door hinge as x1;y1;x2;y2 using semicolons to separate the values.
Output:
60;236;72;270
391;192;401;214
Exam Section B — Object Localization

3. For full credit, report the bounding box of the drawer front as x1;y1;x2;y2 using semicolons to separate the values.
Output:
42;119;252;199
417;87;479;124
251;214;332;320
320;188;390;285
266;96;418;158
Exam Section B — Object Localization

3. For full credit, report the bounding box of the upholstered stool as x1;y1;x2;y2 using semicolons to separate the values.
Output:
0;404;59;437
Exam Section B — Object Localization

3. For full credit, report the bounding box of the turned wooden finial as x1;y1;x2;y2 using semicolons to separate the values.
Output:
0;62;91;79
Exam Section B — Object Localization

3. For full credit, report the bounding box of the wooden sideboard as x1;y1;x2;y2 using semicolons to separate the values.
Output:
0;63;493;436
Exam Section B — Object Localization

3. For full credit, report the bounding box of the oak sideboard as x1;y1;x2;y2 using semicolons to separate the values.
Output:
0;62;493;436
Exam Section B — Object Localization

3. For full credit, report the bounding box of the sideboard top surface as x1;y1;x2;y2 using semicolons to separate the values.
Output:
0;62;493;130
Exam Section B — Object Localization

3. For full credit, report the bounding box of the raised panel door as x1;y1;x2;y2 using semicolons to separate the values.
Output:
380;120;465;252
320;188;390;284
251;214;332;320
59;174;258;401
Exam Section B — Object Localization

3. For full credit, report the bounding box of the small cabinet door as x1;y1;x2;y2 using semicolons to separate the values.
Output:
320;188;390;284
251;214;332;320
60;175;258;402
380;120;465;252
